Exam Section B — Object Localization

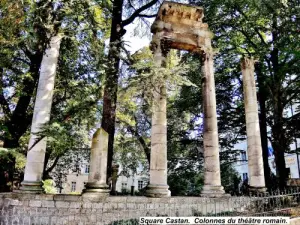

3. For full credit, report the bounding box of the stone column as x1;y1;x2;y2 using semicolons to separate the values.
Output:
241;57;266;192
83;128;110;196
20;35;62;193
200;51;225;197
145;34;171;197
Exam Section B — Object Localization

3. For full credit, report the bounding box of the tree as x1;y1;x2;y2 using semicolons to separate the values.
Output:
0;0;111;187
190;0;300;189
101;0;161;181
0;0;49;148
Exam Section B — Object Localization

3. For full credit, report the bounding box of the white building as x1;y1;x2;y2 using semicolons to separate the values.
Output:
59;162;148;194
116;163;149;193
233;140;300;182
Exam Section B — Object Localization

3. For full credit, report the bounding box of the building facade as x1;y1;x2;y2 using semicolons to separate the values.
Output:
234;140;300;183
59;162;148;194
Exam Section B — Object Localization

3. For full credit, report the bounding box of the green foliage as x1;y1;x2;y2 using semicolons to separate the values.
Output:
0;0;111;178
42;179;57;194
190;0;299;186
126;48;194;103
0;148;26;191
0;148;26;172
0;0;298;194
168;171;204;196
220;163;241;195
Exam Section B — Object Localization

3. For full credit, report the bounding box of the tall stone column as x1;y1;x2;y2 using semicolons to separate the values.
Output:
241;57;266;192
83;128;110;196
145;34;171;197
200;51;225;197
20;35;62;193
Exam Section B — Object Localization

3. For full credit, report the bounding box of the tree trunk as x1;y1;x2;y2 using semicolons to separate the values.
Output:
270;46;288;189
3;53;43;148
256;62;272;189
101;0;124;183
272;109;288;189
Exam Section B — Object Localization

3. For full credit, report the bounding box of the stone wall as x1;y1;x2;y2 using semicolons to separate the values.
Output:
0;193;252;224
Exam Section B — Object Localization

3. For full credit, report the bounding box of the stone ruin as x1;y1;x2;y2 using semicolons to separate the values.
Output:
18;1;266;198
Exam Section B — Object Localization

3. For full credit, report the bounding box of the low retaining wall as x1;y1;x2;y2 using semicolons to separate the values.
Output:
0;193;252;224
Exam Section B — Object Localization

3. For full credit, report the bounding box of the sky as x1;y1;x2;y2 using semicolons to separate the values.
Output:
123;19;154;54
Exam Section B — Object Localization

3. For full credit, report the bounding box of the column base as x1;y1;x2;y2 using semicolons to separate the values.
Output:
249;186;267;195
145;184;171;198
201;185;228;197
18;181;44;193
82;182;110;197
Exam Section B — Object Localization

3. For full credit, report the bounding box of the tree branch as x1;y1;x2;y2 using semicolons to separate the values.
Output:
118;117;150;163
46;155;61;174
122;0;159;27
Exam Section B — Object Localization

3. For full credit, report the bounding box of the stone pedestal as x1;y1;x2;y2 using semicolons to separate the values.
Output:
241;58;266;192
20;35;62;193
83;128;110;197
145;34;170;198
200;52;225;197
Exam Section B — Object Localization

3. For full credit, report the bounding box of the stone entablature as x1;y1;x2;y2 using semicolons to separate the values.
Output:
151;1;212;53
147;1;225;197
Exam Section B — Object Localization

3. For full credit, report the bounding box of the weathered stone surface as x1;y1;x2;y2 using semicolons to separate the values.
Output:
83;128;110;196
149;2;224;198
28;200;42;208
147;2;217;199
146;30;170;197
55;201;70;208
201;52;225;197
41;200;55;208
241;57;266;191
0;194;257;224
151;2;213;53
20;35;63;193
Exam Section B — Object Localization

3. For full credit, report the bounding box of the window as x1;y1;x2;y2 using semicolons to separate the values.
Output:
242;173;248;181
121;182;127;190
71;182;76;192
85;165;90;174
241;152;247;161
138;181;144;190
